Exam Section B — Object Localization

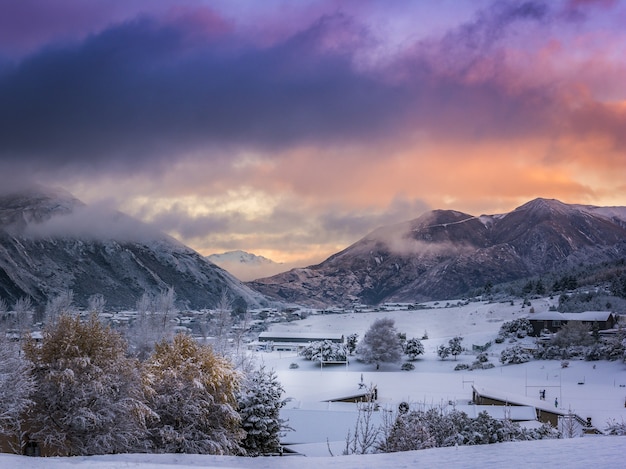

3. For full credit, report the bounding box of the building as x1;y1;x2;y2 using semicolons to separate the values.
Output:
252;331;345;352
528;311;619;336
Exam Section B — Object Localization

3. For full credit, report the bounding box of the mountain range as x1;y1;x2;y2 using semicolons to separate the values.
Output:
0;187;267;310
2;189;626;311
248;198;626;306
207;250;284;281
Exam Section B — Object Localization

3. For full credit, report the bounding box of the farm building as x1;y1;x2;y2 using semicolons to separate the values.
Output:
527;311;619;336
251;331;345;352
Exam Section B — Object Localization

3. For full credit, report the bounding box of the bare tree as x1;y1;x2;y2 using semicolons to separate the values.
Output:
45;289;74;322
11;297;34;340
343;387;380;455
87;293;106;315
212;290;233;355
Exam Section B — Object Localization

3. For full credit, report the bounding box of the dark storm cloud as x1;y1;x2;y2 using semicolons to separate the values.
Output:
0;3;564;176
0;0;622;187
0;13;406;174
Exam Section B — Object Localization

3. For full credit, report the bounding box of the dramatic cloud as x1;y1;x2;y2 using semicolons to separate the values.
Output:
0;0;624;267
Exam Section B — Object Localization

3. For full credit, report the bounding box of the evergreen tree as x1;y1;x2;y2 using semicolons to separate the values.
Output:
448;336;464;361
346;333;359;355
356;318;402;369
0;335;35;454
238;366;289;455
405;338;425;361
143;334;244;455
437;344;450;360
24;314;153;456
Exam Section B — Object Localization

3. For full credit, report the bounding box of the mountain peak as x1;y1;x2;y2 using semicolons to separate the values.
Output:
515;198;571;215
0;185;83;229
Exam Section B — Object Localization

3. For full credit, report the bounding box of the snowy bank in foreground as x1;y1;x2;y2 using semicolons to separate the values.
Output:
3;436;626;469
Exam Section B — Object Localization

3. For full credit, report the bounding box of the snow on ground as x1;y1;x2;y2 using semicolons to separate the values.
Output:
4;297;626;468
3;437;626;468
255;297;626;456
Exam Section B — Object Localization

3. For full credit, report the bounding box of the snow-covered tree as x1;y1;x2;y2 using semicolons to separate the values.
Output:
346;333;359;355
211;290;234;355
343;387;380;455
237;366;290;455
128;291;175;360
437;344;450;360
405;338;425;361
448;336;464;361
300;340;347;363
0;334;35;454
357;318;402;369
143;333;244;455
44;289;74;322
24;314;153;456
87;293;106;315
500;344;532;365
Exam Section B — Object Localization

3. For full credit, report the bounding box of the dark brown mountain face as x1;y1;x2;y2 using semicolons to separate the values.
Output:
248;198;626;307
0;188;267;310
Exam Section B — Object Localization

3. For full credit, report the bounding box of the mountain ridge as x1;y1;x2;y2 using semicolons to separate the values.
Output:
248;198;626;306
0;187;268;310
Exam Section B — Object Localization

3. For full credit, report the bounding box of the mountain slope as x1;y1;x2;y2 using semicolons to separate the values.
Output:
0;187;267;310
248;198;626;306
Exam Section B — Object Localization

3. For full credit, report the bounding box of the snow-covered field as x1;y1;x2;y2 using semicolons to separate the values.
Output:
3;297;626;468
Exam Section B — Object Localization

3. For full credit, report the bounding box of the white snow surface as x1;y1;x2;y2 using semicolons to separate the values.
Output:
3;438;626;468
4;297;626;467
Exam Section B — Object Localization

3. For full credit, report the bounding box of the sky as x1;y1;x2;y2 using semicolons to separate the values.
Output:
0;0;625;269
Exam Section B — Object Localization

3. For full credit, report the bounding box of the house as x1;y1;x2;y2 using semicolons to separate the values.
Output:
251;331;345;352
527;311;619;336
471;385;601;433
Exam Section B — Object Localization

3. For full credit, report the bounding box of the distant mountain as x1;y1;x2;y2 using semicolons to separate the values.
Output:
207;250;285;281
0;187;268;310
248;198;626;307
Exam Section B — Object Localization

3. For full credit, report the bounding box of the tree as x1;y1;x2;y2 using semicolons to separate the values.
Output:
212;290;234;355
448;336;464;361
356;318;402;369
552;321;594;347
143;334;244;455
437;344;450;360
237;366;290;455
343;387;380;455
405;338;425;361
87;293;106;315
346;333;359;355
0;334;35;454
44;289;74;322
300;340;347;363
24;314;153;456
500;345;532;365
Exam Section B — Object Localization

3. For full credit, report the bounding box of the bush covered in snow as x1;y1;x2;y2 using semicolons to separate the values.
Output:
378;407;560;452
300;340;348;363
404;338;425;360
500;345;532;365
497;318;534;341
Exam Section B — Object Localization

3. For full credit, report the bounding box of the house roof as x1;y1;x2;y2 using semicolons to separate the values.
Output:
528;311;615;322
258;331;344;341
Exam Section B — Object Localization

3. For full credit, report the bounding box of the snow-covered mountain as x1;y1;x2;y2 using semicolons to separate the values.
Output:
0;187;268;310
248;198;626;307
207;250;285;281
